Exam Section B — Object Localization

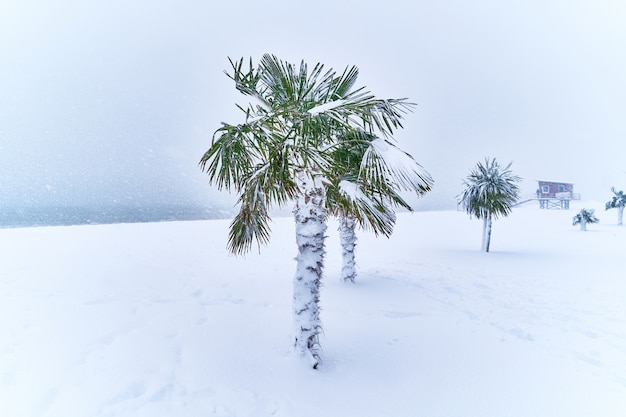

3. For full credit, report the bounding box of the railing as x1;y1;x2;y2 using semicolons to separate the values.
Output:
517;193;539;202
513;192;582;207
554;192;581;200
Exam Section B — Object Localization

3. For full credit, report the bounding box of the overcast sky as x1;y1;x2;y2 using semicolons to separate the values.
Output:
1;0;625;211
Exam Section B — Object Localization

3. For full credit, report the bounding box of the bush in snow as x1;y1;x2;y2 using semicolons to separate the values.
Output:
572;208;599;231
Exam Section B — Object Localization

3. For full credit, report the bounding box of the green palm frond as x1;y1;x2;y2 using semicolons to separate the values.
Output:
199;123;257;192
226;57;269;105
327;65;359;101
352;200;396;236
228;200;270;255
226;173;272;254
325;179;395;236
605;187;626;210
360;137;433;194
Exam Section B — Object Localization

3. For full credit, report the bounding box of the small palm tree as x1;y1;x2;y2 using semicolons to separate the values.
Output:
573;208;599;231
326;130;433;283
458;158;521;252
200;54;416;367
605;187;626;226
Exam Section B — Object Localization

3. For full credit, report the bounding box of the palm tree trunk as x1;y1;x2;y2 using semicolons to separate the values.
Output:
483;211;493;252
618;206;624;226
339;213;357;283
292;170;326;368
481;217;486;251
481;216;489;252
580;217;587;231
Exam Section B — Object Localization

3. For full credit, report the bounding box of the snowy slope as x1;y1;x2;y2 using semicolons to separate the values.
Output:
1;201;625;417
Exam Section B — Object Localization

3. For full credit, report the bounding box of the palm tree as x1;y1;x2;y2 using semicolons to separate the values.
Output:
605;187;626;226
458;158;521;252
573;208;599;231
326;130;433;283
200;54;416;368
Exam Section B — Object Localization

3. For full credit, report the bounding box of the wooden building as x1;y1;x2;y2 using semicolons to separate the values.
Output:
535;180;580;209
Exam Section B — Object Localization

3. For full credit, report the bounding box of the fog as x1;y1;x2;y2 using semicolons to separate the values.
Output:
1;0;625;214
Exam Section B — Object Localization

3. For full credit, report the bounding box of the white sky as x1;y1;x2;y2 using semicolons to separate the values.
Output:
1;0;625;209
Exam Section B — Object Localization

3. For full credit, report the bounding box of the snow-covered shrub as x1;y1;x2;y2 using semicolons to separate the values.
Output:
572;208;599;231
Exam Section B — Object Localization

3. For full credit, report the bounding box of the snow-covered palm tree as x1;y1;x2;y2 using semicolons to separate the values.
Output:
326;130;433;283
605;187;626;226
458;158;521;252
200;54;417;368
573;208;599;231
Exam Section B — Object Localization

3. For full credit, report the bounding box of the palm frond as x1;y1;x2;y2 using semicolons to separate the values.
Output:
328;179;396;237
227;174;277;254
360;138;433;194
199;123;257;192
226;57;270;106
606;186;626;209
228;200;271;255
327;65;359;101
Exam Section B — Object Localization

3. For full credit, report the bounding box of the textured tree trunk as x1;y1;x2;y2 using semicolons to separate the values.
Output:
292;170;327;368
481;217;487;251
339;214;357;283
482;212;493;252
618;206;624;226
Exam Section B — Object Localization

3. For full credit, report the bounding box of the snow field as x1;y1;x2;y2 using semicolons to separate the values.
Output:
1;201;625;416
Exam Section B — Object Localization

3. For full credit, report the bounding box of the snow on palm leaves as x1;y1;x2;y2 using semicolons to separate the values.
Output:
458;158;521;252
573;208;599;231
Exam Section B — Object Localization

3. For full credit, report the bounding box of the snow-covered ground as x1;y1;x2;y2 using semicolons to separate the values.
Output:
1;200;625;417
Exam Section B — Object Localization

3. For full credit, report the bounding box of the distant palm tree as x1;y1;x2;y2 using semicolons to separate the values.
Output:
200;54;417;368
605;187;626;226
458;158;521;252
573;208;599;231
326;130;433;283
